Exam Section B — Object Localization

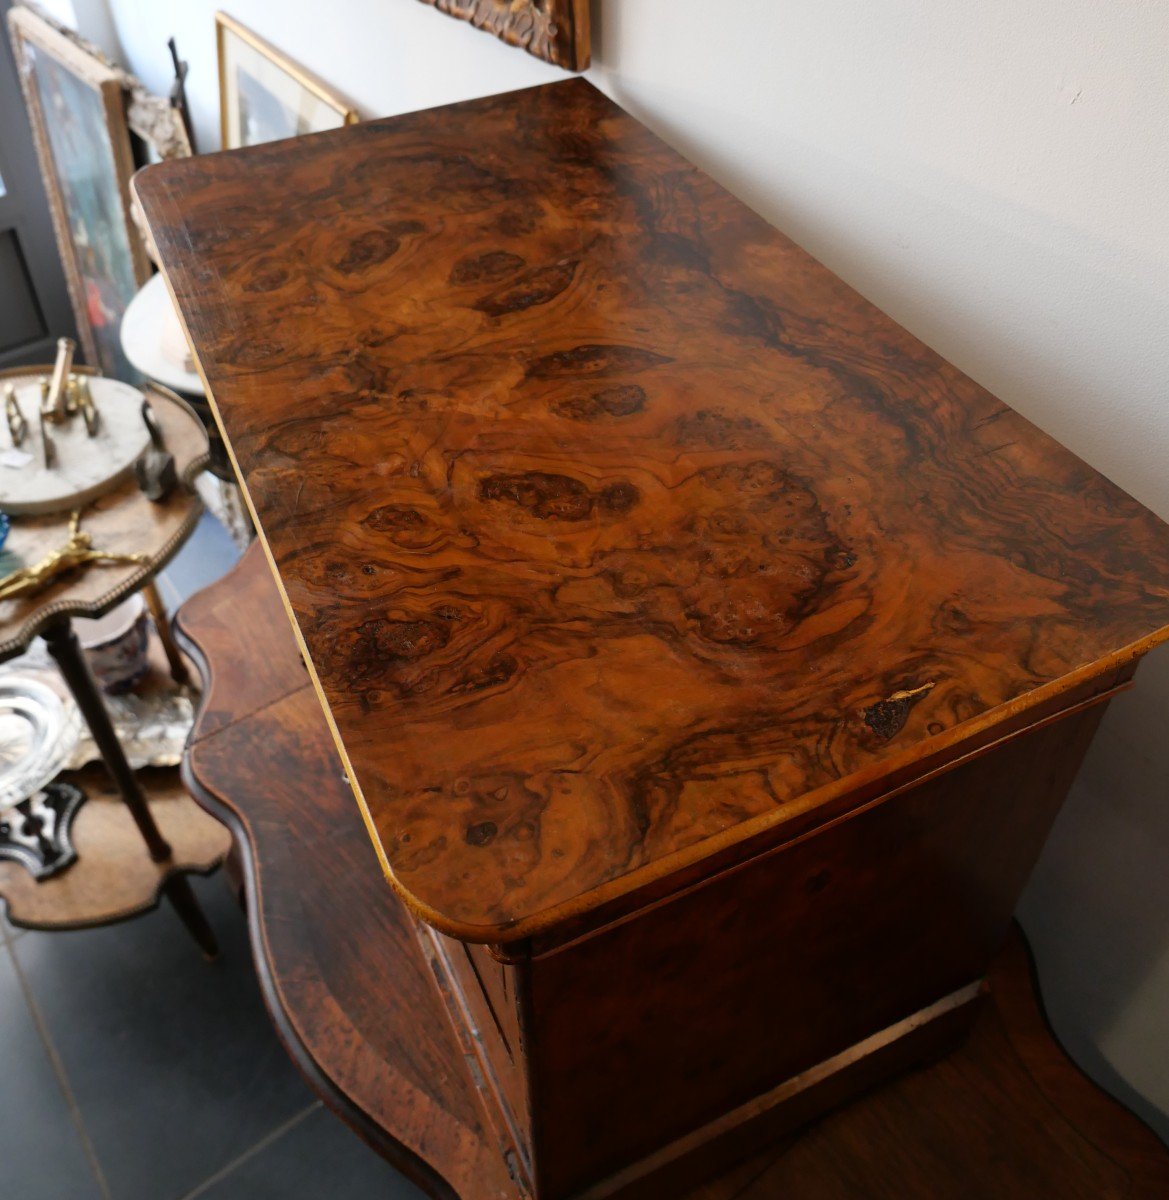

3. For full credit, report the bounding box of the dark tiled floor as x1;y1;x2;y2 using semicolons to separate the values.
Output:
0;939;103;1200
1;515;426;1200
192;1107;424;1200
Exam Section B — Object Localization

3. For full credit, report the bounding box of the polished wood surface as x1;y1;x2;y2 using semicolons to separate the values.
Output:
0;763;229;931
179;545;1169;1200
713;929;1169;1200
138;79;1169;942
518;690;1112;1196
0;368;208;660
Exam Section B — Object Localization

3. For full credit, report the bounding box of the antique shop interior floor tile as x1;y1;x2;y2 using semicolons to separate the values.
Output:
9;873;313;1200
0;936;104;1200
188;1103;424;1200
2;869;423;1200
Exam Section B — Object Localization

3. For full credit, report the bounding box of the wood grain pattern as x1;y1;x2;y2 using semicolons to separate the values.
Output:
179;545;1169;1200
0;368;208;661
699;930;1169;1200
727;931;1169;1200
135;78;1169;941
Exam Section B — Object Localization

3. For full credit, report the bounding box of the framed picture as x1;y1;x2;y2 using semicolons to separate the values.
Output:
417;0;589;71
6;6;187;379
216;13;358;150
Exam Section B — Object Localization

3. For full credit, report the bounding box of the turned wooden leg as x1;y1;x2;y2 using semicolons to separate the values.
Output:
161;873;220;961
143;579;190;685
44;618;171;861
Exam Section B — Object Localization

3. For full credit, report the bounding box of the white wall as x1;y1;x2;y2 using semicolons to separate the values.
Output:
102;0;1169;1138
106;0;566;155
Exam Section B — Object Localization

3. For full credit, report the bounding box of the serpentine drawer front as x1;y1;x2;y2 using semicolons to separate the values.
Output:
136;79;1169;1199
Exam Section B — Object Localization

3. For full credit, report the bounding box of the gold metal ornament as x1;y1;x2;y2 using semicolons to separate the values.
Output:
4;385;27;448
0;511;149;601
42;338;75;423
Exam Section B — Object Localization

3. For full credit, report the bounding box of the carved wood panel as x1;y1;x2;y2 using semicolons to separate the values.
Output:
417;0;589;70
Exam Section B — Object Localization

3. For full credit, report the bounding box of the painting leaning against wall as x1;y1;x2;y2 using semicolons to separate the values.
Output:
216;12;358;150
7;6;151;380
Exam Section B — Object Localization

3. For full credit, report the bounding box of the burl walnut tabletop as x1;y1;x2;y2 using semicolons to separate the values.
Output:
135;78;1169;942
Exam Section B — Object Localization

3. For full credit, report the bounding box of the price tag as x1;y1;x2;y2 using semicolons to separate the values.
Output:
0;448;33;469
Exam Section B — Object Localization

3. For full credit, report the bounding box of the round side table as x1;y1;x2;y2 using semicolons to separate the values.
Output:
0;365;229;956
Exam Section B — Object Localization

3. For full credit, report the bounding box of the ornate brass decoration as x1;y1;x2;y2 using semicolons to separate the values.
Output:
0;511;149;602
416;0;589;70
4;385;27;448
42;338;74;423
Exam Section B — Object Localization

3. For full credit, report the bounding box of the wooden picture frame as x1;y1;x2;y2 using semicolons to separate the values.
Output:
6;6;186;378
125;86;194;164
11;7;193;167
416;0;590;71
216;13;359;150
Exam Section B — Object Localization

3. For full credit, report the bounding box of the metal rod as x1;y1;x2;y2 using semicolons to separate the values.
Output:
42;618;173;862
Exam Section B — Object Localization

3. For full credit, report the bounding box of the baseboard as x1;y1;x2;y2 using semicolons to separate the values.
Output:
578;980;985;1200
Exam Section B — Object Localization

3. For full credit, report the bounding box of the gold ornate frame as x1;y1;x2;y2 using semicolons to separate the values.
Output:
417;0;590;70
7;6;154;374
215;12;359;150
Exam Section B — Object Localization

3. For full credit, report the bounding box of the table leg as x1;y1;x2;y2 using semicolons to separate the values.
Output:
143;580;190;685
161;874;219;961
42;618;218;958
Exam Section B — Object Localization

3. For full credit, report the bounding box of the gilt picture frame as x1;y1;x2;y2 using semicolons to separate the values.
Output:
216;13;359;151
7;5;153;379
416;0;590;71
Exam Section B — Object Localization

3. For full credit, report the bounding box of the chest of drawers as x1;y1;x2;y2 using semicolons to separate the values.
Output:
137;79;1169;1198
